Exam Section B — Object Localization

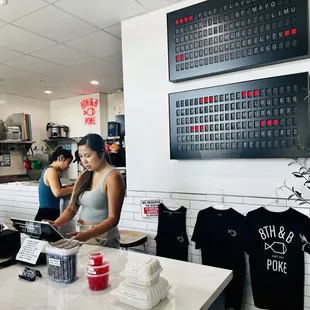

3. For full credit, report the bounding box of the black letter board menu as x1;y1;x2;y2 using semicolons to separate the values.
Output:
169;72;310;159
167;0;309;82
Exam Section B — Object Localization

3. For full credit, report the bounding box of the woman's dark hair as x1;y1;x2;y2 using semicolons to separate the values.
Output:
49;146;73;164
71;134;111;210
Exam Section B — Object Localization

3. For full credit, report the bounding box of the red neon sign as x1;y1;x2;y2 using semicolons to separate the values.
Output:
80;97;98;125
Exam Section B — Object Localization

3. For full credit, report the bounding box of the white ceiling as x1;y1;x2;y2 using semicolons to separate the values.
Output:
0;0;184;101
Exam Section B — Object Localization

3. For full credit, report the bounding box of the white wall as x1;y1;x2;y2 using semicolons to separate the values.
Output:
0;93;50;176
107;91;124;122
0;93;50;148
50;92;111;180
50;93;102;138
121;2;310;309
100;93;108;137
121;0;310;198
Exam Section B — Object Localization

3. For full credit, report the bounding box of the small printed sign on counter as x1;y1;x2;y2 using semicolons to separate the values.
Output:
0;153;10;167
140;199;162;218
16;238;45;265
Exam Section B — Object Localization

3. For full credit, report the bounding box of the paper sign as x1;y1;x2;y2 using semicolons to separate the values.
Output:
140;199;162;218
16;238;45;265
0;153;10;167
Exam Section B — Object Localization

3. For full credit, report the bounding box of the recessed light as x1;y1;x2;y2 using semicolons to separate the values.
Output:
0;0;8;6
90;80;99;85
44;90;52;94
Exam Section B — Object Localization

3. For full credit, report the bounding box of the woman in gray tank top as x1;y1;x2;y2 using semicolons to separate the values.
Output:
52;134;126;248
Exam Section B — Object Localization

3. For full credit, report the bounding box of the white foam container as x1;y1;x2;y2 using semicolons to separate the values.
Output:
116;277;171;310
123;256;162;287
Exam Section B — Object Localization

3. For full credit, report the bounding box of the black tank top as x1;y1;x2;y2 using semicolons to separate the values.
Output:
155;203;189;262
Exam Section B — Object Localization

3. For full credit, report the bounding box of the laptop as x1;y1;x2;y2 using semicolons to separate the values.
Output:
10;217;65;243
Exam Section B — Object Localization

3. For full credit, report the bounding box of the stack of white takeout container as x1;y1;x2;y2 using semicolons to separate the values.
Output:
116;256;171;310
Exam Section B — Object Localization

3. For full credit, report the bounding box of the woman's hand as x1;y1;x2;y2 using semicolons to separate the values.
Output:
63;184;74;188
42;219;60;228
66;231;89;242
42;219;54;225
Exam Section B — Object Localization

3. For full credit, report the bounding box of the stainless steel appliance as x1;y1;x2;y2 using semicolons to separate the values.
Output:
59;125;69;138
46;123;60;139
0;118;21;140
5;113;31;140
4;124;21;140
46;123;69;139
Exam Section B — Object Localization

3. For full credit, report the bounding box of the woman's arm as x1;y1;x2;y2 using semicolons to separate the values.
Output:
70;170;125;241
53;174;83;227
47;168;73;198
53;206;76;228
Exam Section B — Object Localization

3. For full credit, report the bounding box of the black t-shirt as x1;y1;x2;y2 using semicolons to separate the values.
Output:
192;207;246;310
246;207;310;310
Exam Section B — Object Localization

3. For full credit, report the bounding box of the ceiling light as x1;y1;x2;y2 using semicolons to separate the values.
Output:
90;80;99;85
44;90;52;94
0;0;8;6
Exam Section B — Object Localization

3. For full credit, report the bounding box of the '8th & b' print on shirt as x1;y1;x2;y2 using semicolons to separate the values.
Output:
258;225;294;275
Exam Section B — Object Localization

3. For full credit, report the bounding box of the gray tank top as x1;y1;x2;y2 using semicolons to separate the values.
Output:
78;168;119;239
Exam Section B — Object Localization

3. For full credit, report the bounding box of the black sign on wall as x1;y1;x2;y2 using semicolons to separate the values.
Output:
169;72;310;159
167;0;309;82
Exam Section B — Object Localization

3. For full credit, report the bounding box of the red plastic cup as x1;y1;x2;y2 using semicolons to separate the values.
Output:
87;261;110;275
87;273;109;291
88;252;103;266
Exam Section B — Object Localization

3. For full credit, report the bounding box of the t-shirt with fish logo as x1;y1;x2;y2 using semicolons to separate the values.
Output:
246;207;310;310
192;207;246;310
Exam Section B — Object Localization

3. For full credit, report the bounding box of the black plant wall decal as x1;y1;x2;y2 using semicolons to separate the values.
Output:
281;158;310;206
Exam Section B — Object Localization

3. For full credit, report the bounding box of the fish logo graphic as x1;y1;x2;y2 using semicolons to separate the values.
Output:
177;236;184;243
264;242;287;254
228;229;237;237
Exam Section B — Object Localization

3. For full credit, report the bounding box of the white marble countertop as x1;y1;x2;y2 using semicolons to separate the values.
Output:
0;244;232;310
4;178;73;187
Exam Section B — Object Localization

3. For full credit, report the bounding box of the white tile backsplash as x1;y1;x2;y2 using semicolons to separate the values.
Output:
162;198;190;208
123;196;134;204
133;197;143;205
132;220;147;230
146;191;171;199
126;191;146;197
122;203;140;213
190;200;209;210
243;197;279;206
120;211;134;220
146;222;158;232
174;193;207;201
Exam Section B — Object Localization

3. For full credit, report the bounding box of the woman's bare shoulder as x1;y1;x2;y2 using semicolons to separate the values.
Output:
104;169;124;188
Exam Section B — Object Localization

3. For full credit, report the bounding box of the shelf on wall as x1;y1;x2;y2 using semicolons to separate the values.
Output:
105;136;125;140
0;140;36;155
43;137;125;143
43;137;81;143
43;137;82;151
0;140;35;144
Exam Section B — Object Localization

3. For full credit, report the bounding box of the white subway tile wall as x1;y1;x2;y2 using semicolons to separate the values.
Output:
1;184;310;309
